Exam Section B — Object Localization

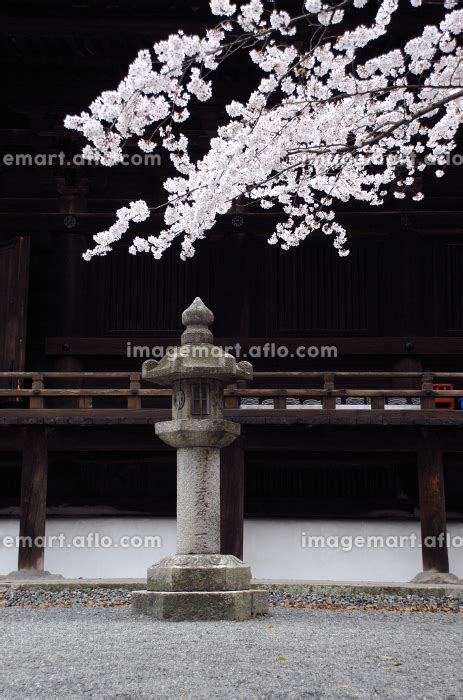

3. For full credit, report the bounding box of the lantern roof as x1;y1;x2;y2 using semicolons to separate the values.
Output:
142;298;253;386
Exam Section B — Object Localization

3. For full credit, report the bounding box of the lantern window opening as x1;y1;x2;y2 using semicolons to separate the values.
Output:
191;381;210;416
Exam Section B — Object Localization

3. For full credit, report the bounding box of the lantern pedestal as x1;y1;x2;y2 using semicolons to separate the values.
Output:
132;553;267;621
131;422;267;619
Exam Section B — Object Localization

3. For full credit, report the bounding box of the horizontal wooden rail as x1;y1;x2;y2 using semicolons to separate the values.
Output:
254;371;425;379
1;371;463;380
228;389;459;397
0;389;171;397
0;388;460;398
0;372;140;379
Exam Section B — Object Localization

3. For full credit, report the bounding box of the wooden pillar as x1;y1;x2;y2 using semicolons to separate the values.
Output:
0;236;30;383
390;357;423;411
53;232;86;337
220;436;244;560
392;357;422;389
417;431;449;573
18;426;48;571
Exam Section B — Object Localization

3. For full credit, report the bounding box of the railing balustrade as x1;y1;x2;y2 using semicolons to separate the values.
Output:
0;371;462;411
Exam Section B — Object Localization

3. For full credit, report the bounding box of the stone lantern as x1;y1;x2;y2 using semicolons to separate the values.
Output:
131;297;268;620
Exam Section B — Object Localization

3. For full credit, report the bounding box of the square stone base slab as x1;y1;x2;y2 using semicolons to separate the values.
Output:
4;570;64;580
131;589;268;621
411;570;459;584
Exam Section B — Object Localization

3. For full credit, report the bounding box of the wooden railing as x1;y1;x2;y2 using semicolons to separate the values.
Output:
0;371;462;411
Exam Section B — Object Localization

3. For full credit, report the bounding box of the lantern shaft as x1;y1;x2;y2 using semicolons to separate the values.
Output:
177;447;220;555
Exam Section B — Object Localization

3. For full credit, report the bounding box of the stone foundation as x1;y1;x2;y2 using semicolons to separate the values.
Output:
411;569;459;584
131;589;268;621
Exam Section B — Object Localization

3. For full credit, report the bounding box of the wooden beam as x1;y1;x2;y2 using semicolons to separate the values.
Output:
18;426;48;571
3;407;463;428
220;437;244;560
417;430;449;573
45;335;463;357
1;210;462;236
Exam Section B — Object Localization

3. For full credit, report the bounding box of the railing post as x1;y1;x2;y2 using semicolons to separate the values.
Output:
274;394;287;410
18;426;48;571
421;372;434;410
128;373;141;409
29;373;44;409
322;373;336;410
371;395;385;410
79;395;93;409
224;382;241;409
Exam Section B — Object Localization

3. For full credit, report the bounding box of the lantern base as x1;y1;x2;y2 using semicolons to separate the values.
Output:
131;589;268;621
155;418;240;448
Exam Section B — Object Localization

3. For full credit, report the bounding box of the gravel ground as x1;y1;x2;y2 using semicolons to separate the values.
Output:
0;587;132;608
1;587;462;613
0;607;462;699
268;591;463;613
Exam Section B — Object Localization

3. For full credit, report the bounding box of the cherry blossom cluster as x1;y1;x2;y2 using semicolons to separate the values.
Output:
82;200;150;261
65;0;463;261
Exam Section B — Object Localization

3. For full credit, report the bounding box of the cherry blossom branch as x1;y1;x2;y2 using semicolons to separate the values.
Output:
64;0;463;262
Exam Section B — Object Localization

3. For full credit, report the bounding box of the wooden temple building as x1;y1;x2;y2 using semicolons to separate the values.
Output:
1;0;462;580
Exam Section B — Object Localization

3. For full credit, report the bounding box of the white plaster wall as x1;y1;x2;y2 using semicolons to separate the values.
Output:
245;519;463;582
1;518;462;581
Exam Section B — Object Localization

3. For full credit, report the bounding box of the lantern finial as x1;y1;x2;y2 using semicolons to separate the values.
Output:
181;297;214;345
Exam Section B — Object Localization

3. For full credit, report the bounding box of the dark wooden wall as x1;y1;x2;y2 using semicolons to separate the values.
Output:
1;449;463;520
269;240;378;335
37;228;463;346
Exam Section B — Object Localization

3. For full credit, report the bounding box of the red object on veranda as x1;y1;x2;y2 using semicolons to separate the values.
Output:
433;383;455;410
